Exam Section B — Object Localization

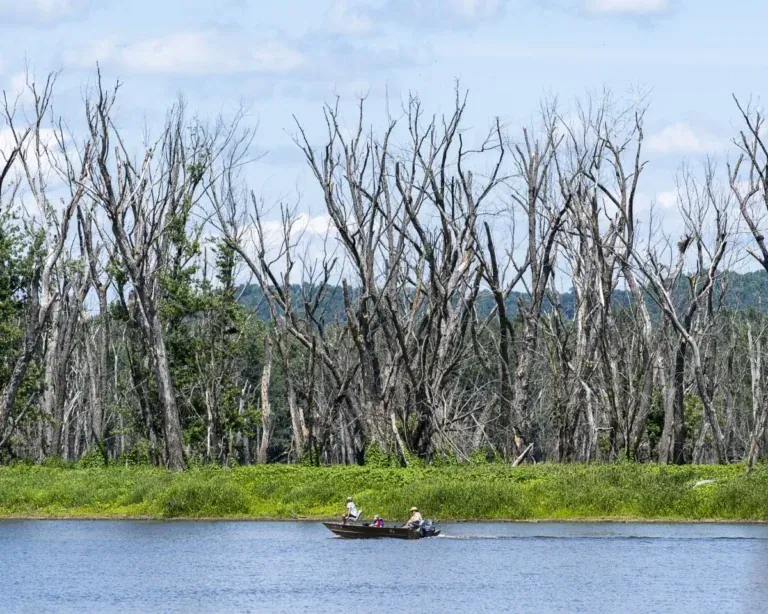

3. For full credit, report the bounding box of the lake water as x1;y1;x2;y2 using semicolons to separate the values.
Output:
1;520;767;613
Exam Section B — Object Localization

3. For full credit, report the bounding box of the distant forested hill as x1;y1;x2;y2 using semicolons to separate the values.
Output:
238;269;768;321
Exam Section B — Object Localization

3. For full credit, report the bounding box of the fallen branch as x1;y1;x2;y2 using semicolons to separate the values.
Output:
512;443;534;467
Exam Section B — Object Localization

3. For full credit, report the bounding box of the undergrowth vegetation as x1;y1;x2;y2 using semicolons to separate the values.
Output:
0;463;766;521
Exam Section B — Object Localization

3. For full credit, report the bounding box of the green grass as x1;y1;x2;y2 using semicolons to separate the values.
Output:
0;463;766;521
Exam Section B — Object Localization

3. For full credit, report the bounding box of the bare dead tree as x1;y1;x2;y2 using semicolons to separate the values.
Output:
258;335;273;463
84;74;217;470
0;72;91;445
505;104;571;460
563;94;652;461
77;207;111;446
636;165;732;464
744;320;768;469
729;96;768;467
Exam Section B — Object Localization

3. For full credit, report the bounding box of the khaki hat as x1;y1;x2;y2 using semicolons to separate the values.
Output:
410;506;418;512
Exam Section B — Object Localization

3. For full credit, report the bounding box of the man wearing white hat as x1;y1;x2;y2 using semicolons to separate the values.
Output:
404;506;422;529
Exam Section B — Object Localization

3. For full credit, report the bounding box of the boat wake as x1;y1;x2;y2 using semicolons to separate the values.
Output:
437;534;767;541
438;534;520;540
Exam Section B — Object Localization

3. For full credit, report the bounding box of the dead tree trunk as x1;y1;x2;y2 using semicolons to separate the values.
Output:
258;336;273;464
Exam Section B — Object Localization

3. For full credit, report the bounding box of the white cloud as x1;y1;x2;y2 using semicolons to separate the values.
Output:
67;32;305;76
294;213;334;237
249;213;334;251
0;126;69;202
0;128;54;166
238;213;337;282
646;123;727;154
67;37;117;68
338;0;506;31
452;0;503;19
584;0;670;15
333;0;667;29
8;72;28;97
327;0;375;35
3;72;35;109
0;0;86;23
656;189;677;209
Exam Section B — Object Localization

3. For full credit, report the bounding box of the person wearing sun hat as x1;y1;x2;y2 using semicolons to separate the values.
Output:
404;506;423;529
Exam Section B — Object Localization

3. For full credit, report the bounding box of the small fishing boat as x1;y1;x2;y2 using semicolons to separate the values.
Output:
323;521;440;540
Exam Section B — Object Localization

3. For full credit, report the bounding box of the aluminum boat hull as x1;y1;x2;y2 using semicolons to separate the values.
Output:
323;522;440;539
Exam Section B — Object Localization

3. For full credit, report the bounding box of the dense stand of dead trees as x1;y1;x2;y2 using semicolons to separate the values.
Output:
2;72;768;469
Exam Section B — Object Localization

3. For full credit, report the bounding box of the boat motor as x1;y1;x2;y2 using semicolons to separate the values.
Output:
418;520;437;537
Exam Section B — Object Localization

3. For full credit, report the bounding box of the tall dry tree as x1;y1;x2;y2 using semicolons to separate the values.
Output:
216;92;506;462
0;72;91;447
637;166;732;464
84;76;216;469
729;96;768;467
214;188;341;462
561;96;653;461
505;105;571;460
77;207;111;446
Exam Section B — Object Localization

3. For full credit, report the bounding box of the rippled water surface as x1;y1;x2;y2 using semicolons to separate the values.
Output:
2;520;767;613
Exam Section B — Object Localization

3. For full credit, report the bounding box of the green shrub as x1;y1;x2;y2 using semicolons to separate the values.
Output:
159;479;249;517
42;456;70;469
364;444;398;468
76;448;108;469
0;463;764;521
118;442;152;467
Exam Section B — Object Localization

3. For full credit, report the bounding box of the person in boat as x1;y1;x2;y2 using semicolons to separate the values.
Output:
403;506;423;529
372;514;384;528
343;497;358;525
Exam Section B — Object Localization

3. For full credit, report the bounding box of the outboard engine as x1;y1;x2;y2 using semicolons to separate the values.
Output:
419;519;436;537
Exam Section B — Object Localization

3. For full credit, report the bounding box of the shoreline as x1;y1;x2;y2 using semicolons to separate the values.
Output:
2;464;767;523
1;515;767;524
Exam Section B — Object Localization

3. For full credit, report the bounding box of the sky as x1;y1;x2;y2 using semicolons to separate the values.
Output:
0;0;765;272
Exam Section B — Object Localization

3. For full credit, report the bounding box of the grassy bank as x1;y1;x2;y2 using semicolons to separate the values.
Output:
0;463;766;521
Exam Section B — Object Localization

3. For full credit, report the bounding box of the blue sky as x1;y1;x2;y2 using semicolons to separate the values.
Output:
0;0;764;247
